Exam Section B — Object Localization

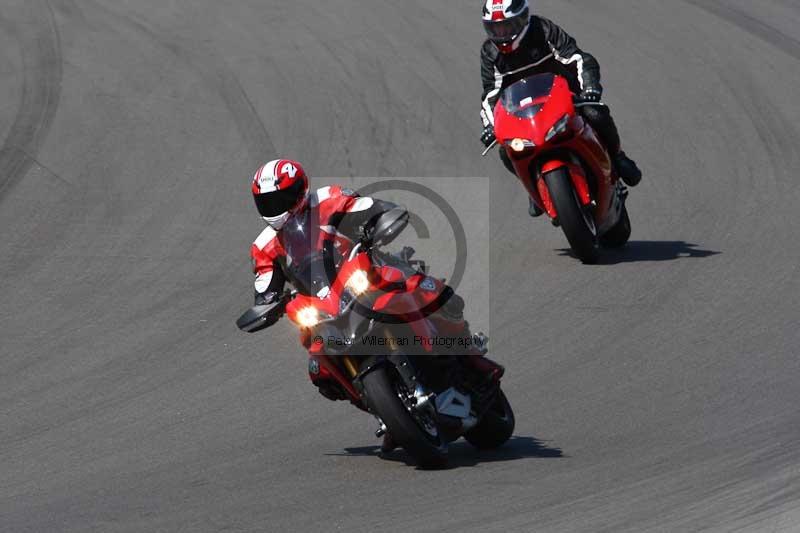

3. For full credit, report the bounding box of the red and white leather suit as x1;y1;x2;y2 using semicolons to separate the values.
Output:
251;185;389;304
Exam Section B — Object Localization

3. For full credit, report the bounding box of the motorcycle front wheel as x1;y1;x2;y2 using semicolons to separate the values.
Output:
544;167;599;264
362;366;448;469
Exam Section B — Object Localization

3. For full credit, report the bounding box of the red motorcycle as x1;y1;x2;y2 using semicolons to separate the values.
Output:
237;208;514;468
485;73;631;263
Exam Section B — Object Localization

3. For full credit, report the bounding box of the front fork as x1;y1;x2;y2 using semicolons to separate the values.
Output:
341;355;359;378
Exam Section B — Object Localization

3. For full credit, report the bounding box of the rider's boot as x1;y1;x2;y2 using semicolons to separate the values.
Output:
613;151;642;187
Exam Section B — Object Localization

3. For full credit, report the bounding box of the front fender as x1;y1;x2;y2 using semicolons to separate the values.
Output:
537;159;592;218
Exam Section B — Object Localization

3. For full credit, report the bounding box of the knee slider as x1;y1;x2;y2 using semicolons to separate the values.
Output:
440;289;465;321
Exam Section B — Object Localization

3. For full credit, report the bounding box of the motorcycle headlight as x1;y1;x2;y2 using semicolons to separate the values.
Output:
296;306;321;328
545;114;571;142
509;138;535;152
345;269;370;296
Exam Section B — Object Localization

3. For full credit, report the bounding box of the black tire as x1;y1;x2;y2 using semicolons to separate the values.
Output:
600;204;631;248
544;168;599;264
464;389;515;450
361;366;448;468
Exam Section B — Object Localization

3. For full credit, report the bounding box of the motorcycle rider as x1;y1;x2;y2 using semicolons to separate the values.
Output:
249;158;397;310
479;0;642;217
247;160;503;449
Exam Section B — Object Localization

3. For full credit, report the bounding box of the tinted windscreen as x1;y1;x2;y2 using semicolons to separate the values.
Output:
290;256;340;296
500;73;555;118
280;210;345;296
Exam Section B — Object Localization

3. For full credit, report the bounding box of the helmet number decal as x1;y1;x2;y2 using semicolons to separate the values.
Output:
281;162;298;179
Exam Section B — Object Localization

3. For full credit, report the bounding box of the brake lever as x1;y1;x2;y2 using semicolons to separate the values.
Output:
481;139;498;157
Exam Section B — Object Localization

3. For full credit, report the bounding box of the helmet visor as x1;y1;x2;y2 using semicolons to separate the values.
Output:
483;13;527;44
254;179;306;218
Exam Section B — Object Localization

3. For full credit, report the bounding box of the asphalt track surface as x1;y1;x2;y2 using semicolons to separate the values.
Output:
2;1;800;531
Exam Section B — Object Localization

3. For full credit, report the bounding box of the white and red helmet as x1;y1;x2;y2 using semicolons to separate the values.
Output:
251;159;309;230
482;0;531;53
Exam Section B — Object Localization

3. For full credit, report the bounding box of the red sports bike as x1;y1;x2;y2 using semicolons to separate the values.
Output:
237;208;514;468
485;73;631;263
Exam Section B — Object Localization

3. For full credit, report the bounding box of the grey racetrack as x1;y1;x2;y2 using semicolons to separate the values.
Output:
2;1;800;531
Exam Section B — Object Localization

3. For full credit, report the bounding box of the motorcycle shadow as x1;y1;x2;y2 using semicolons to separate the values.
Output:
557;240;720;264
330;436;564;469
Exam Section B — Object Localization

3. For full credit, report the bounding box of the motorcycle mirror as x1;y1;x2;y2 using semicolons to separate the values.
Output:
236;304;280;333
371;206;409;246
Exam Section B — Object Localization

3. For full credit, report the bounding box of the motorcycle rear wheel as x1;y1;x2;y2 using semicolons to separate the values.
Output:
464;389;515;450
600;204;631;248
362;366;448;469
544;167;599;264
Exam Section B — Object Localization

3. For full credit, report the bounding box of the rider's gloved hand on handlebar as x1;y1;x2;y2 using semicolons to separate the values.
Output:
578;84;603;103
480;124;496;147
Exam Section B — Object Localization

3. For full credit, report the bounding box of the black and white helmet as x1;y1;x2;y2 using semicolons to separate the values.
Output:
482;0;531;53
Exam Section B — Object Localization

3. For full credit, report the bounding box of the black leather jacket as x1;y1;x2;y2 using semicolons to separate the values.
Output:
481;16;602;126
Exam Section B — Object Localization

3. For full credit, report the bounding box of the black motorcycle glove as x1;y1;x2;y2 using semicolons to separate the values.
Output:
480;124;496;147
579;84;603;102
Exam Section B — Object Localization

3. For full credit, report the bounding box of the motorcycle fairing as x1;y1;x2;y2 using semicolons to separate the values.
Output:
493;72;623;235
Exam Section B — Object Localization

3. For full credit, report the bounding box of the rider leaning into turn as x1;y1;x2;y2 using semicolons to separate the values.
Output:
479;0;642;216
247;159;503;419
249;158;396;310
